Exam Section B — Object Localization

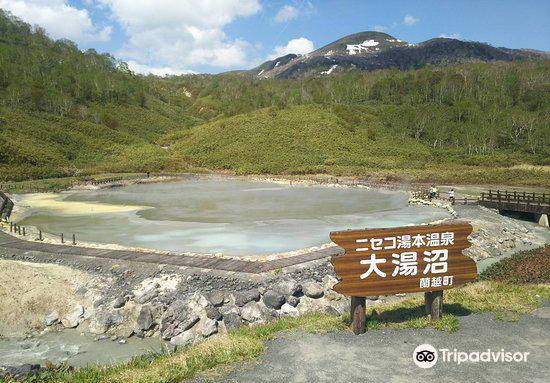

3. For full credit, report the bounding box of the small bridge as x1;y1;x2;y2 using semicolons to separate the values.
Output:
479;190;549;226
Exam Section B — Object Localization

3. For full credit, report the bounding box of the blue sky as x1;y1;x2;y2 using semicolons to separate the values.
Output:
1;0;549;75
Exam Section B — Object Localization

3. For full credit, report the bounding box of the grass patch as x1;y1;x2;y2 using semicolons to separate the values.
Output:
479;246;550;284
362;281;550;333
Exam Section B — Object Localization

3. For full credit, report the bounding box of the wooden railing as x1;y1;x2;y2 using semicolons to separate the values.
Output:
480;190;549;204
479;189;549;214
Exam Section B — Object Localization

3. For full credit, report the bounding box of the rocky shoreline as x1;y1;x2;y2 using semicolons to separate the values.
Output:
1;193;549;379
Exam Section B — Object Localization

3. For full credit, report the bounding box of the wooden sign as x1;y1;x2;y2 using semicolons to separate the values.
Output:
330;222;476;334
330;222;476;297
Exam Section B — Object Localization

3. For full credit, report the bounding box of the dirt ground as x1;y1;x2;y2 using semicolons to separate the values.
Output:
0;260;97;336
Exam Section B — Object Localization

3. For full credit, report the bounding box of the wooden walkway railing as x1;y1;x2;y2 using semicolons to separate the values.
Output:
479;190;549;214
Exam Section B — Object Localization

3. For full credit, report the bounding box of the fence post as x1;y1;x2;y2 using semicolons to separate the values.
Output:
72;234;76;245
61;233;64;244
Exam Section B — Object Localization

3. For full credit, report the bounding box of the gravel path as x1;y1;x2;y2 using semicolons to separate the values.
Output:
196;305;550;383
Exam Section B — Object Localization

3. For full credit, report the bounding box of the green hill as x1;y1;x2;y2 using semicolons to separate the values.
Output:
0;10;549;187
0;10;195;181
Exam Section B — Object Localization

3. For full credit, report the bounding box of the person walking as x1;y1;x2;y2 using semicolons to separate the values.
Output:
449;188;455;205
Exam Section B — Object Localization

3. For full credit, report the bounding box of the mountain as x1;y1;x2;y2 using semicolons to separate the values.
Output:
250;31;548;79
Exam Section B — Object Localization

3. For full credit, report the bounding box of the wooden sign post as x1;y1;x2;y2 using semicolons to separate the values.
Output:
330;222;476;334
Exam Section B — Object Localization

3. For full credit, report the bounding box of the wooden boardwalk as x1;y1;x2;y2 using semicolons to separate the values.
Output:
479;190;549;215
0;231;341;274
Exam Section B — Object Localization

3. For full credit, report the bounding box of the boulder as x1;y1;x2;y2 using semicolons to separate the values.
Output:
240;301;263;323
322;275;339;292
159;300;199;339
201;319;218;337
208;291;226;307
234;289;261;307
286;296;300;307
303;282;324;299
88;311;123;335
170;330;194;348
205;305;223;321
134;283;158;304
44;310;59;326
263;290;285;310
113;297;126;309
280;303;299;317
223;312;243;331
273;279;302;296
323;306;341;316
61;305;84;328
136;305;154;331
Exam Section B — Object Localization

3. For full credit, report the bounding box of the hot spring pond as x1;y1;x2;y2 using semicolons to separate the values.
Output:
15;177;450;256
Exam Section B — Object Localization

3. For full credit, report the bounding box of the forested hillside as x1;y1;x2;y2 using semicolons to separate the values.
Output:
0;10;549;186
0;10;194;180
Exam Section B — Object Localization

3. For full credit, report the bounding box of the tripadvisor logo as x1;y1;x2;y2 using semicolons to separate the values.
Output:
413;344;530;368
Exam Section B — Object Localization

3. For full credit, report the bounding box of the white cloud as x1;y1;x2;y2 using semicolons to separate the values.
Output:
126;61;195;76
0;0;112;43
403;15;419;26
274;5;299;23
439;33;461;39
268;37;314;59
99;0;261;71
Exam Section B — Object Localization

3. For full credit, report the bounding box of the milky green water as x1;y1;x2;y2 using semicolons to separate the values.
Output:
18;176;450;256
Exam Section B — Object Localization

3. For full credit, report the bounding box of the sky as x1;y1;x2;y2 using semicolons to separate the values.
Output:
1;0;549;75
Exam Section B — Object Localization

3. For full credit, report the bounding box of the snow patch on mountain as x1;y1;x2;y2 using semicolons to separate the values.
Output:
320;64;338;75
346;39;379;55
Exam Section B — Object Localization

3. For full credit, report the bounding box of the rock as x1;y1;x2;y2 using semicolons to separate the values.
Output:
136;305;154;331
75;286;88;296
190;292;210;311
118;339;127;344
160;300;199;339
61;305;85;328
303;282;324;299
208;291;226;307
263;290;285;310
323;306;341;316
234;289;261;307
44;310;59;326
279;303;299;317
258;286;267;295
170;330;194;348
135;283;159;304
0;364;44;380
223;312;243;331
365;296;379;301
113;297;126;309
322;275;339;291
88;311;123;335
240;302;263;323
201;319;218;337
205;305;223;321
273;279;302;296
286;296;300;307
